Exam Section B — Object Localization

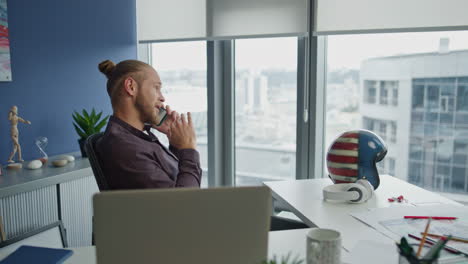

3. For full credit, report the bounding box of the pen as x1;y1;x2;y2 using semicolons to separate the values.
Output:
408;234;461;254
404;216;457;220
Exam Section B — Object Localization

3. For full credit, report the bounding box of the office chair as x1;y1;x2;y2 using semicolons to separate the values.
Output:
85;133;110;191
85;133;109;246
0;221;68;257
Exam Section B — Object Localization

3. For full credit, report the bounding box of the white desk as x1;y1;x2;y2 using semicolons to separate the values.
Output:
264;175;463;251
1;229;340;264
1;176;463;263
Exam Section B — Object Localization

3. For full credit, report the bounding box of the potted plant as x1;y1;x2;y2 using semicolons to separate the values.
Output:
262;253;304;264
72;109;109;157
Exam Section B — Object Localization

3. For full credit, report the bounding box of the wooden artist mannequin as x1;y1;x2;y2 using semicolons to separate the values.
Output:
7;106;31;163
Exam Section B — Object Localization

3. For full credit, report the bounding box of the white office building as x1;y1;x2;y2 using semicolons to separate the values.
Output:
360;41;468;193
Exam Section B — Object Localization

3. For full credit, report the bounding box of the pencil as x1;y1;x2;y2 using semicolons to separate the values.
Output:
417;218;432;257
423;233;468;244
448;235;468;243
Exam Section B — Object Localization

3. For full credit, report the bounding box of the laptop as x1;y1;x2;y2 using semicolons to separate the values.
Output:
93;186;271;264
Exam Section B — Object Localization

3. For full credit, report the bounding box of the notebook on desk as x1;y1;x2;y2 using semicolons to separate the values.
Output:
93;186;272;264
0;245;73;264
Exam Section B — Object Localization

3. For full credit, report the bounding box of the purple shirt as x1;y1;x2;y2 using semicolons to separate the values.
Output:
95;116;202;189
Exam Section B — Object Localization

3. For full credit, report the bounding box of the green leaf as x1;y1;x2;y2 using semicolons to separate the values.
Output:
82;109;91;128
73;123;87;139
95;116;109;132
82;109;90;120
90;108;97;125
73;114;88;132
72;111;82;123
95;112;103;125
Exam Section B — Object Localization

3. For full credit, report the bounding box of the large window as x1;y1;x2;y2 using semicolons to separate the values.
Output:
379;81;389;105
364;81;377;104
235;38;297;186
326;31;468;194
150;41;208;187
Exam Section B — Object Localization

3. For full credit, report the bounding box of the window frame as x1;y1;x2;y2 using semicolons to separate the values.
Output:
138;2;324;186
138;0;468;199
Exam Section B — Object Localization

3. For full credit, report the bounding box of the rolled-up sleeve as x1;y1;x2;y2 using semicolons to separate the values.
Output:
175;149;202;187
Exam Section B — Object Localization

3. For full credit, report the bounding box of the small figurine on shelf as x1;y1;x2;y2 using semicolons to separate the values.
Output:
7;105;31;163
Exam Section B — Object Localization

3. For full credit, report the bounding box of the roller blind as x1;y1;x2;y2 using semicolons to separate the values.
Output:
137;0;308;42
315;0;468;35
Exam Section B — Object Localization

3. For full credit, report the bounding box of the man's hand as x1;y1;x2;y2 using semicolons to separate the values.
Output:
153;105;179;135
168;112;197;150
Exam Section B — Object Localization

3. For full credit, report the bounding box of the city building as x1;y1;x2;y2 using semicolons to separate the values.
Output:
236;72;270;114
360;40;468;193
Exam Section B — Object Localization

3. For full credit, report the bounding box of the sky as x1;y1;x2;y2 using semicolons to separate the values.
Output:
150;31;468;72
327;31;468;70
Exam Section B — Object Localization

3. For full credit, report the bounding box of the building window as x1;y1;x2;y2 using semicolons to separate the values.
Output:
235;37;297;186
379;81;397;106
380;81;389;105
412;83;425;110
364;80;377;104
440;95;450;112
427;84;440;111
454;140;468;166
379;121;387;141
452;167;466;191
390;121;397;143
440;80;455;113
457;83;468;112
409;142;423;161
392;84;399;106
408;162;423;185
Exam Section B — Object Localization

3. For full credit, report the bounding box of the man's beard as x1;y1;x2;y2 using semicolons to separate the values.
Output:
135;94;160;125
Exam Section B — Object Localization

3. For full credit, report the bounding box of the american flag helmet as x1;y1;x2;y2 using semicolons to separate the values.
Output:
326;129;387;190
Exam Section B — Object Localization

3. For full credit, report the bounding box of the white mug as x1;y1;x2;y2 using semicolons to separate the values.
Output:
306;228;341;264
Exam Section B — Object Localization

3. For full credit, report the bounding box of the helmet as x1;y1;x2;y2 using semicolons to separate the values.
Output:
326;129;387;190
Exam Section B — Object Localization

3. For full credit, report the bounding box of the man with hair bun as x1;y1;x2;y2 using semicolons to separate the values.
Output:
95;59;202;189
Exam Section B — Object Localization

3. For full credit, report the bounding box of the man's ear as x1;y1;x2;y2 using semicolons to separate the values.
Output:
123;77;138;96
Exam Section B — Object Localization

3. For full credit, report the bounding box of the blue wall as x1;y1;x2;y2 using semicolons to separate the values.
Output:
0;0;137;163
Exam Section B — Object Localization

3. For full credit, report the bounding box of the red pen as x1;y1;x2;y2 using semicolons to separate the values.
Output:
404;216;457;220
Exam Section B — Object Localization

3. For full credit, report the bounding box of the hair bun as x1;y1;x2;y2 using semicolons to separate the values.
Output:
98;60;116;79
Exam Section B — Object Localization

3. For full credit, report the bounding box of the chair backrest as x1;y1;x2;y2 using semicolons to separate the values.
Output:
85;133;110;191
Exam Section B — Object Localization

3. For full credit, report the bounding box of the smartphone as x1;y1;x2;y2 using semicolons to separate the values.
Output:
156;107;168;126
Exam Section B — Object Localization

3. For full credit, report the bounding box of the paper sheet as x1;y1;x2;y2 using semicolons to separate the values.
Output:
380;218;468;255
350;204;468;257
